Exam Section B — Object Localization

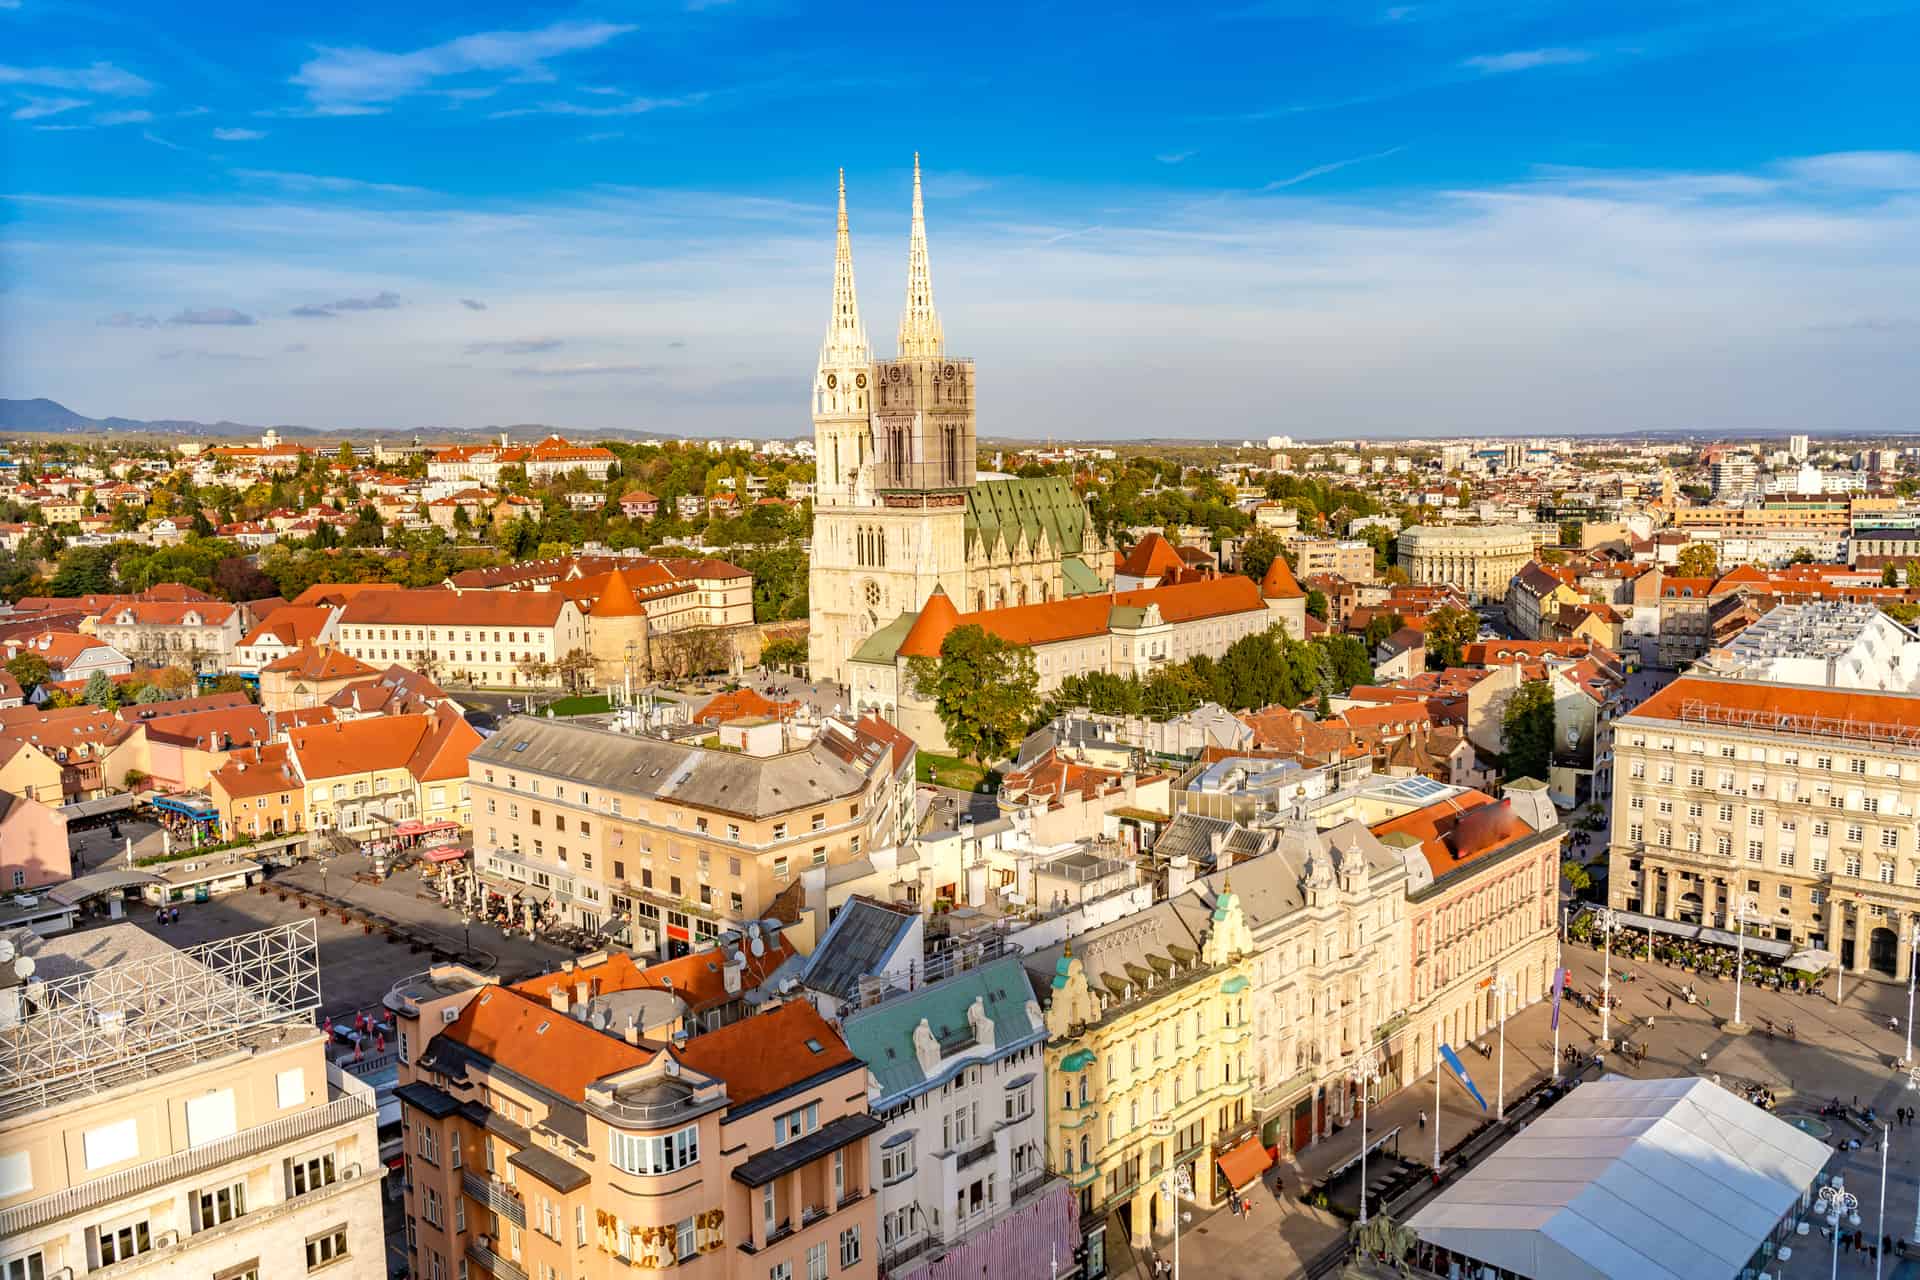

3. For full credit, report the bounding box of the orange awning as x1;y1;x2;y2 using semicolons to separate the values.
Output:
1216;1135;1273;1192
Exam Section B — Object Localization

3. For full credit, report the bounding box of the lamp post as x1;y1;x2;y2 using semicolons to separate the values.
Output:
1819;1180;1861;1280
1159;1164;1193;1280
1491;975;1513;1120
461;910;473;962
1904;920;1920;1066
1595;906;1619;1046
1730;892;1759;1029
1356;1052;1384;1225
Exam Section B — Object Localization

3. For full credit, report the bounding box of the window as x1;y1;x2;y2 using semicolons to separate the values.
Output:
775;1103;820;1146
1885;830;1901;849
677;1216;697;1263
422;1186;442;1228
97;1218;152;1265
771;1267;793;1280
1747;841;1763;862
193;1179;247;1231
1883;862;1897;885
807;1242;829;1280
290;1152;337;1197
83;1117;138;1170
1;1252;44;1280
608;1124;700;1175
882;1138;915;1184
276;1067;306;1109
305;1226;349;1271
1846;854;1862;878
840;1226;862;1268
417;1125;437;1164
1779;849;1796;869
763;1185;779;1237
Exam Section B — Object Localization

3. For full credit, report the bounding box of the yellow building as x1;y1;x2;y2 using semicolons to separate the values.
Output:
1022;883;1257;1273
284;707;479;838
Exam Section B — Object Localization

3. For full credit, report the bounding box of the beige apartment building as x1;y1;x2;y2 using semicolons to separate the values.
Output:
388;961;878;1280
334;588;588;689
1282;535;1376;584
465;714;914;950
1395;525;1536;603
94;600;245;675
0;921;384;1280
1609;675;1920;982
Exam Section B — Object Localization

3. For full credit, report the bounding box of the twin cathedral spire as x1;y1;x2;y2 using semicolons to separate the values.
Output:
819;154;944;371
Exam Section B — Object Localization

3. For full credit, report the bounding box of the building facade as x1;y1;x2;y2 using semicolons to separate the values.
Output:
807;162;1112;686
1395;525;1536;603
334;589;588;689
1609;675;1920;983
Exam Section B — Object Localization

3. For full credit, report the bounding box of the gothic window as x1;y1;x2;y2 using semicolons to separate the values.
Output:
864;582;882;609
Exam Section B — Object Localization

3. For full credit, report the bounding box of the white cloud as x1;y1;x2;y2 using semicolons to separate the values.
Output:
510;361;658;377
1263;146;1404;191
0;61;151;94
468;337;562;354
488;93;700;119
1156;150;1196;165
94;109;153;126
213;127;267;141
459;298;488;310
1782;151;1920;191
233;168;428;195
1462;47;1594;73
293;20;634;107
11;96;87;120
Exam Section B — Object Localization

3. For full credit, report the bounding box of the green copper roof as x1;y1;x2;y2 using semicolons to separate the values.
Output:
838;957;1045;1107
1061;554;1106;596
850;611;917;666
1061;1048;1096;1072
966;476;1091;559
1221;975;1250;995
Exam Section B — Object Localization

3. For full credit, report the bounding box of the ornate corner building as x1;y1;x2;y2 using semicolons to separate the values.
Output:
807;158;1112;686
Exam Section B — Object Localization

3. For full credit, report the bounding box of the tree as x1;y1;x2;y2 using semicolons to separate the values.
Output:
1363;611;1404;653
1304;588;1329;621
49;545;115;596
5;653;50;697
135;684;171;704
82;669;119;709
652;627;732;680
515;655;555;688
1237;532;1283;584
1675;542;1718;578
1789;546;1815;565
1424;605;1477;670
906;624;1039;766
1562;858;1593;894
147;665;195;697
1884;563;1902;588
554;648;596;695
213;556;277;602
760;635;807;672
1502;679;1556;783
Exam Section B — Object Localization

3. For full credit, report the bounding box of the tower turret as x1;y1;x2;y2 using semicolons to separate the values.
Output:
897;152;943;359
813;168;872;506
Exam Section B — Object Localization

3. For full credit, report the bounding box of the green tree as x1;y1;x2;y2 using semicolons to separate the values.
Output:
1675;542;1718;578
1304;588;1329;621
1424;604;1477;670
1314;634;1374;691
906;625;1039;766
1789;547;1815;565
4;653;50;697
760;635;807;672
82;669;118;709
1363;611;1404;653
1562;858;1593;894
49;545;115;596
1237;532;1283;584
1502;679;1556;783
1884;563;1901;588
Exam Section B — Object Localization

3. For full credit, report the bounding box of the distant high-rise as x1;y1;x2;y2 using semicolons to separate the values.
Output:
1789;433;1811;462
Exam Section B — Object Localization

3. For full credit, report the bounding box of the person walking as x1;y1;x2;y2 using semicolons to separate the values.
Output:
1419;1110;1427;1131
1665;995;1672;1011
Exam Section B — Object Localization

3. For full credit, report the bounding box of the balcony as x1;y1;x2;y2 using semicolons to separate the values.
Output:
463;1171;526;1228
882;1229;947;1271
955;1139;997;1171
467;1240;529;1280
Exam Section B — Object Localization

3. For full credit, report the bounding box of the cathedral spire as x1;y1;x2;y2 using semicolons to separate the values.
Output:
897;152;944;359
820;167;869;370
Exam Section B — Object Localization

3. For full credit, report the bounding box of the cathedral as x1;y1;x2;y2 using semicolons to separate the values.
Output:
807;158;1113;686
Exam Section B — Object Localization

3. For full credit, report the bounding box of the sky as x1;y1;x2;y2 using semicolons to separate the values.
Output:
4;1;1920;440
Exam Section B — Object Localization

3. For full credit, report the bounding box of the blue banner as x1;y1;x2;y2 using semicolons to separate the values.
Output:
1439;1044;1489;1112
1550;967;1568;1032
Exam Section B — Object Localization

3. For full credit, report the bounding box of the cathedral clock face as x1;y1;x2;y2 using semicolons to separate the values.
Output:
855;372;867;388
826;373;837;390
888;366;902;383
944;364;956;379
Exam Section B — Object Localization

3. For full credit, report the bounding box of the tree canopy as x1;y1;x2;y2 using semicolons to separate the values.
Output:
1502;679;1556;783
1424;605;1477;670
906;624;1040;765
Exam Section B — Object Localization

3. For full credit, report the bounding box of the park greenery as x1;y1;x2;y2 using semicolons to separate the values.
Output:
905;624;1041;767
1501;679;1556;783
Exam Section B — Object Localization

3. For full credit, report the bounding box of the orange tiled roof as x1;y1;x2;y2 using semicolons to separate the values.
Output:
1260;555;1305;600
289;582;401;608
286;705;480;781
673;999;859;1111
1629;674;1920;730
1117;533;1186;582
262;645;379;680
513;931;799;1015
338;587;574;628
1369;789;1523;876
898;585;963;658
446;985;654;1100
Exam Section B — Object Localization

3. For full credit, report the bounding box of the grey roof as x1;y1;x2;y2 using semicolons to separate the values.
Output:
840;957;1044;1106
731;1113;884;1189
509;1144;590;1193
471;714;873;819
1021;887;1220;1019
1152;813;1237;865
46;868;164;906
801;897;919;1002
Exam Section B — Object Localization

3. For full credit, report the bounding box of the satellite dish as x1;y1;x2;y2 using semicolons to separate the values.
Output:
750;935;765;957
13;956;32;981
0;938;13;963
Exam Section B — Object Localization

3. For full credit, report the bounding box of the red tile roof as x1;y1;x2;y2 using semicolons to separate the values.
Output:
692;688;800;726
447;985;654;1100
338;587;575;628
1628;674;1920;731
1260;555;1305;600
262;645;380;680
513;931;799;1016
673;999;859;1111
1117;533;1186;582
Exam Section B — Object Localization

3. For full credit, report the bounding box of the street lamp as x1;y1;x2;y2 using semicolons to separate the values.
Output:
461;911;473;962
1491;975;1513;1120
1819;1180;1861;1280
1904;920;1920;1066
1595;906;1619;1046
1356;1052;1384;1225
1729;892;1760;1029
1158;1164;1193;1280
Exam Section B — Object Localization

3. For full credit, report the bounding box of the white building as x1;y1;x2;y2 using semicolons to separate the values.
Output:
838;955;1060;1277
1701;601;1920;692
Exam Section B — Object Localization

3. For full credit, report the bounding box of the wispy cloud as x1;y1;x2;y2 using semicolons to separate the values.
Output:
291;290;402;318
232;168;427;195
213;127;266;141
293;20;634;108
1263;145;1404;191
1156;150;1196;165
1462;47;1594;74
488;92;701;120
459;298;488;311
0;61;152;94
11;95;86;120
142;131;189;151
168;307;255;327
255;103;387;119
1783;151;1920;191
509;361;656;377
467;337;562;354
99;312;160;328
1042;225;1102;244
158;347;267;363
94;108;153;126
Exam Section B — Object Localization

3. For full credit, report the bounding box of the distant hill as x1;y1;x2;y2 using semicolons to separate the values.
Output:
0;398;301;437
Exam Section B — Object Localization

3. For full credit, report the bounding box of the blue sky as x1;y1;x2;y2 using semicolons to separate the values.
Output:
5;0;1920;438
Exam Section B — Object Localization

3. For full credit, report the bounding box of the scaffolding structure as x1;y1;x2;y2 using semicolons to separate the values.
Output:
0;920;321;1119
1675;699;1920;750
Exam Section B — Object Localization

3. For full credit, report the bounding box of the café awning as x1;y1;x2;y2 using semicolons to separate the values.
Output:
1216;1135;1273;1192
423;846;468;863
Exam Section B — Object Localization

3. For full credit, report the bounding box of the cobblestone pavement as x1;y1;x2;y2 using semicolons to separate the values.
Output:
1168;934;1920;1279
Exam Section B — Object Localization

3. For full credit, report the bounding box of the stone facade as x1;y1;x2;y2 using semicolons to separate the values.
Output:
1395;525;1536;604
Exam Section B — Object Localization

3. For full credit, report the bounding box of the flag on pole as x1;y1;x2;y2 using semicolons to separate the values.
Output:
1439;1044;1489;1112
1550;967;1568;1031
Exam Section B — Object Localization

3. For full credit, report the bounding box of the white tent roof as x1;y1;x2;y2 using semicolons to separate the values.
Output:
1407;1075;1831;1280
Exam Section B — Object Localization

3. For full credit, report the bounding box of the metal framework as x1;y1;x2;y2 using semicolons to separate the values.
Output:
0;920;321;1118
1675;699;1920;749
